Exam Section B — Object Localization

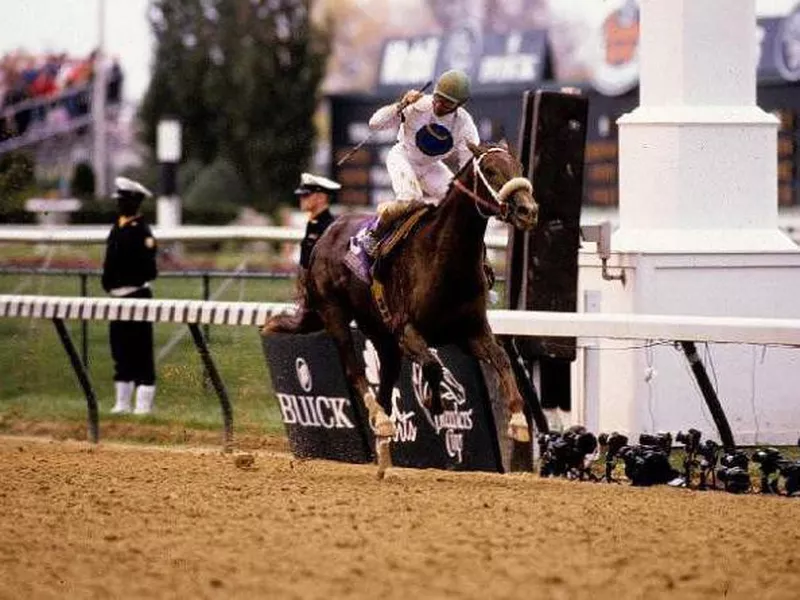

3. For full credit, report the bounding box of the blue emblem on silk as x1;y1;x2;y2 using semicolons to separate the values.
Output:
415;123;454;156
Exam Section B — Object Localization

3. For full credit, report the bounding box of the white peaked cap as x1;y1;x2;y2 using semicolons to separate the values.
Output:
112;176;153;199
295;172;342;195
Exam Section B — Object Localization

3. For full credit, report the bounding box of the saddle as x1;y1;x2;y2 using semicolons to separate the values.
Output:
373;203;431;262
342;204;432;329
371;203;432;329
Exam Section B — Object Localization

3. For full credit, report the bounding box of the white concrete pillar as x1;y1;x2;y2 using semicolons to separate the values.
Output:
614;0;794;252
583;0;800;444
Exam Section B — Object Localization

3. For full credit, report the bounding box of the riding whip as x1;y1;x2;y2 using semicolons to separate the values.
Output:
335;80;432;167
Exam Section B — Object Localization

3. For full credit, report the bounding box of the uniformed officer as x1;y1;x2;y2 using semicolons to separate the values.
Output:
295;172;341;269
102;177;158;415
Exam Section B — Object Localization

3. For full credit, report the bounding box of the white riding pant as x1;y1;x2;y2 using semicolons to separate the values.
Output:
385;144;452;205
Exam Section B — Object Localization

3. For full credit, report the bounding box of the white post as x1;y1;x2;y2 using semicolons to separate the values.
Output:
156;119;183;229
92;0;108;198
614;0;793;253
581;290;601;434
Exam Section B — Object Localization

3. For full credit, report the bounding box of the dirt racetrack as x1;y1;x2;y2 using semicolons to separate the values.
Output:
2;434;800;600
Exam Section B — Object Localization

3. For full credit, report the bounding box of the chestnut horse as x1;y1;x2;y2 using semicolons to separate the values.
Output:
263;142;538;476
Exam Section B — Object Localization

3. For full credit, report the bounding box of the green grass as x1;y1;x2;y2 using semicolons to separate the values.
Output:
0;261;297;443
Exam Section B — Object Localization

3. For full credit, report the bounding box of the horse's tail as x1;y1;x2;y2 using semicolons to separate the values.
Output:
261;305;323;335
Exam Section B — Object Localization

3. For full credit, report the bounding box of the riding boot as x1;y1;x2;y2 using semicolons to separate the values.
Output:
363;202;398;257
111;381;134;414
364;200;424;257
133;385;156;415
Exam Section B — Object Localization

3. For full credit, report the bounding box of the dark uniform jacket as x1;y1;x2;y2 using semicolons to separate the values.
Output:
102;216;158;293
299;208;335;269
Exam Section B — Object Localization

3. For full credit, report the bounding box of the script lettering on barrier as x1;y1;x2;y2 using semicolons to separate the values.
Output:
390;393;418;443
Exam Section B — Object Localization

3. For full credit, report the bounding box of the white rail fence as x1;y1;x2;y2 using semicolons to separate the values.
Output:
3;293;800;449
0;224;505;250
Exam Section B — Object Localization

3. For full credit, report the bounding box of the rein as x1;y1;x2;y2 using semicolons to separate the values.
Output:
453;148;532;220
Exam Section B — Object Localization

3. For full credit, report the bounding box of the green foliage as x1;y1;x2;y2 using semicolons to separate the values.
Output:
70;161;96;199
0;151;36;209
185;157;249;208
138;0;331;216
177;158;205;194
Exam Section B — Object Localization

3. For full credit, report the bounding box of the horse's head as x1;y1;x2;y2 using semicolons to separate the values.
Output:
460;141;538;231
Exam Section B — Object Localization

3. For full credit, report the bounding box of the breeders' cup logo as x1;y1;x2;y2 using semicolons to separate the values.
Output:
411;350;473;463
295;357;312;392
774;3;800;81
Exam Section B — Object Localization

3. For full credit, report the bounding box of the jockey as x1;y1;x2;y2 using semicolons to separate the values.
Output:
362;69;480;256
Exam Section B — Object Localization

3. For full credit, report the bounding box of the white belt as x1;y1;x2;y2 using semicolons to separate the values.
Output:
109;283;150;297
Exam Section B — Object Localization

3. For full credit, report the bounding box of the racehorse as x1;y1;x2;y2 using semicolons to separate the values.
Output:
263;141;538;477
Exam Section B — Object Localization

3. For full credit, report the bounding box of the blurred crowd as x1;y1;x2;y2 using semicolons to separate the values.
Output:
0;49;123;144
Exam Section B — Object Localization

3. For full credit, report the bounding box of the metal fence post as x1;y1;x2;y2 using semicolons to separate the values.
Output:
202;272;211;342
80;272;89;369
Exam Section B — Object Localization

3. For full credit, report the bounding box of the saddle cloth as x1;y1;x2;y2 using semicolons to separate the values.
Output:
342;223;375;284
342;205;431;284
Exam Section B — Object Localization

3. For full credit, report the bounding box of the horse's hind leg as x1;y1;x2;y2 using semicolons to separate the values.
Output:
467;330;530;443
372;335;402;414
399;323;444;414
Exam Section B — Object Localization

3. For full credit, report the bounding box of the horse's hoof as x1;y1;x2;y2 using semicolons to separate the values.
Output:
508;412;530;443
371;413;396;438
375;438;392;480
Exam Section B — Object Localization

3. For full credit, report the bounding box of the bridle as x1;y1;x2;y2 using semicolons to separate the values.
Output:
452;148;533;220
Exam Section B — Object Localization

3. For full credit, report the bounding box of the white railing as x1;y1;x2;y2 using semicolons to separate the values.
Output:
2;219;800;249
0;224;512;251
3;294;798;345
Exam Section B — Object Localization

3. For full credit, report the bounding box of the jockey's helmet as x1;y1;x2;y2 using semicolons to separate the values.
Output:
434;69;471;105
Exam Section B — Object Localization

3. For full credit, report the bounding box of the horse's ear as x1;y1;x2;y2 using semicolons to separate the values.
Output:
467;141;482;158
497;138;510;152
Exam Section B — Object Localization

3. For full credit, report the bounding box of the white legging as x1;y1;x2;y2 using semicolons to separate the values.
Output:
385;144;452;204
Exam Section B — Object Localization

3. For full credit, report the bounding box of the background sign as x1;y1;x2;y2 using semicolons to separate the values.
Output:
376;29;550;96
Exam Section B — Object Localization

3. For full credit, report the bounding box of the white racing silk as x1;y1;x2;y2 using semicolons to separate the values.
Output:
368;95;480;204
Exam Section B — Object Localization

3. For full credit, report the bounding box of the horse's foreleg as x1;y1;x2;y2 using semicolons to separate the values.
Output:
399;323;443;415
317;306;394;439
467;331;530;443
